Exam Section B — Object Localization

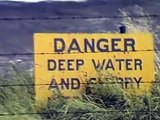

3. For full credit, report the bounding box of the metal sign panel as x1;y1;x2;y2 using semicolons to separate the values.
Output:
34;33;154;104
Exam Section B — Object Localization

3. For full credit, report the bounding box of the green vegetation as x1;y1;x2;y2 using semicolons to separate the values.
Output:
39;74;160;120
0;65;160;120
0;65;40;120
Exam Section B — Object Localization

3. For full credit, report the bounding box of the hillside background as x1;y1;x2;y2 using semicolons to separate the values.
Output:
0;0;159;73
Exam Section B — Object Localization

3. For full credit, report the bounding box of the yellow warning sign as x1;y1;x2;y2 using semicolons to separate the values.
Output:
34;33;154;104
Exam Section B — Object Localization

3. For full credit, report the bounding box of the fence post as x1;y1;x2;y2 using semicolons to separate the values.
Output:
119;26;126;33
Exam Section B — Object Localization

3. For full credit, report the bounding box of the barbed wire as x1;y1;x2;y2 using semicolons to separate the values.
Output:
0;49;158;56
0;81;159;87
0;14;159;117
0;14;158;57
0;14;160;21
0;110;159;116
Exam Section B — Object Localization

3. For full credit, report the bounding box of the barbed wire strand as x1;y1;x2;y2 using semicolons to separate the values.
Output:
0;110;159;116
0;111;158;116
0;14;159;117
0;14;158;56
0;81;159;87
0;49;158;56
0;14;160;21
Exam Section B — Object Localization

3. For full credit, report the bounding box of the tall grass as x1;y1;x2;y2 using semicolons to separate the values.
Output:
38;73;160;120
0;65;160;120
0;65;40;120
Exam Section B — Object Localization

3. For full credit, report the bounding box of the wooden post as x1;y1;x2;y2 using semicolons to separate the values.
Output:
120;26;126;34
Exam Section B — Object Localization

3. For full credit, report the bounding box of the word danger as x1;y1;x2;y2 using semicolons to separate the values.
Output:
53;38;135;53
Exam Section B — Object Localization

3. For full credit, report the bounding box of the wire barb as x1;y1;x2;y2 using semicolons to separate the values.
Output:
0;14;160;21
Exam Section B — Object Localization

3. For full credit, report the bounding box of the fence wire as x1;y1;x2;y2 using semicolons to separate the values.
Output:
0;110;159;116
0;14;160;21
0;14;159;117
